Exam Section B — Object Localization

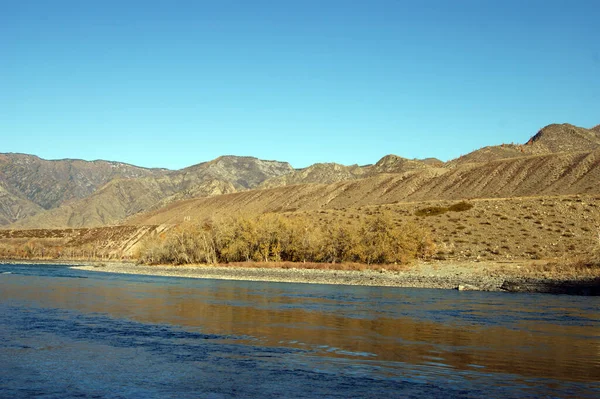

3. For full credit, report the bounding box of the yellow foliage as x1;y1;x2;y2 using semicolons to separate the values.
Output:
138;212;436;266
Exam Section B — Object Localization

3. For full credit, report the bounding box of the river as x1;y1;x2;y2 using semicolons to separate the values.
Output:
0;263;598;398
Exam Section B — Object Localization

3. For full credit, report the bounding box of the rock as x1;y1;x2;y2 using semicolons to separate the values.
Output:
457;284;480;291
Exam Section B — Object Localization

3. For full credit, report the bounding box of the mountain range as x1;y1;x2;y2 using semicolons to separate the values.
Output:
1;122;599;229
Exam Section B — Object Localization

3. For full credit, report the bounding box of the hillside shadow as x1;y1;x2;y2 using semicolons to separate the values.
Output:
501;277;600;296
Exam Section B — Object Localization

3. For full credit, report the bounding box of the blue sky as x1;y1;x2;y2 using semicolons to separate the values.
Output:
2;0;599;169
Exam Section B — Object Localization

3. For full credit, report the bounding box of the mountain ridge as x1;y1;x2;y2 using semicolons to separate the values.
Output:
7;156;293;228
124;149;600;227
3;121;599;229
448;123;600;166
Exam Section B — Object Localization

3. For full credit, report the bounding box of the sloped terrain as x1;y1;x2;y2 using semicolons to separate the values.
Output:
0;153;164;211
126;150;600;226
4;122;599;232
4;194;597;263
370;155;444;173
407;150;600;201
260;163;368;188
449;124;600;166
0;225;166;259
2;121;599;265
8;156;292;228
0;184;43;225
183;156;293;189
525;124;600;153
285;195;600;263
260;155;441;189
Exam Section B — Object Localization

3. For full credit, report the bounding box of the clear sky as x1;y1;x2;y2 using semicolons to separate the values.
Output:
2;0;599;169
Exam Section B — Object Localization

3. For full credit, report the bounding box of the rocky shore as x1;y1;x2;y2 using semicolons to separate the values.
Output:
67;261;600;295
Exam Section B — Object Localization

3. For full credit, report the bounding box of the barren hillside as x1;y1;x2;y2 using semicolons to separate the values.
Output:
5;122;599;229
0;153;165;209
126;150;600;227
8;156;292;228
0;153;165;224
183;156;293;189
371;155;444;173
449;124;600;166
524;124;600;153
260;155;441;189
260;163;367;189
0;184;43;225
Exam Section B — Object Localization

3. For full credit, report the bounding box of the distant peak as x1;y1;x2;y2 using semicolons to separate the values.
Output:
215;155;256;160
296;162;346;172
375;154;407;166
526;123;576;145
524;123;600;154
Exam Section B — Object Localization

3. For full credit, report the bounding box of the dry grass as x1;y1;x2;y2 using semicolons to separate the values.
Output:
496;234;600;278
518;259;600;278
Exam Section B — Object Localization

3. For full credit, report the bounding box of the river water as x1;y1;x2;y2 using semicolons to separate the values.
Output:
0;263;598;398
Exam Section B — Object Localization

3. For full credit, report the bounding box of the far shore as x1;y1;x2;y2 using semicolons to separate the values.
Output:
2;258;598;295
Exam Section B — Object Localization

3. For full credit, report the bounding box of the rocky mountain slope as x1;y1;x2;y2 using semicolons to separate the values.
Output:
182;156;293;189
259;163;368;188
0;184;43;225
524;123;600;154
448;124;600;166
370;155;444;172
259;155;443;189
0;154;166;225
4;122;599;229
0;154;164;209
126;149;600;226
8;156;293;228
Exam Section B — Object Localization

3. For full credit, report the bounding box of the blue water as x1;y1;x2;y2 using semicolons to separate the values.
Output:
0;263;598;398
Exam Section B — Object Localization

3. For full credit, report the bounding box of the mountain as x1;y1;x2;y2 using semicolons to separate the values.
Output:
0;183;43;225
127;149;600;226
449;123;600;166
0;153;165;210
9;156;293;228
0;154;166;225
181;156;293;189
370;155;444;173
260;163;367;189
524;123;600;153
260;156;442;189
4;121;599;229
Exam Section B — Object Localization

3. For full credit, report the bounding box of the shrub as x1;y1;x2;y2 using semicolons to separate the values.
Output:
138;213;435;266
414;201;473;217
448;201;474;212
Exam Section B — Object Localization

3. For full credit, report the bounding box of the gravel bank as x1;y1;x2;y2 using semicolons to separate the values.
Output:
4;259;596;294
69;261;511;291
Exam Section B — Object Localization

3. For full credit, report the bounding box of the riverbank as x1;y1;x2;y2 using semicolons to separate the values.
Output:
65;260;600;295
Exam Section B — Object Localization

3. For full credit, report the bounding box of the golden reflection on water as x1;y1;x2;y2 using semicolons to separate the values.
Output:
3;276;599;383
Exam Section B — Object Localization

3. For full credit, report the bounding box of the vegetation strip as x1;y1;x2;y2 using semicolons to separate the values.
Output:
138;213;435;266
